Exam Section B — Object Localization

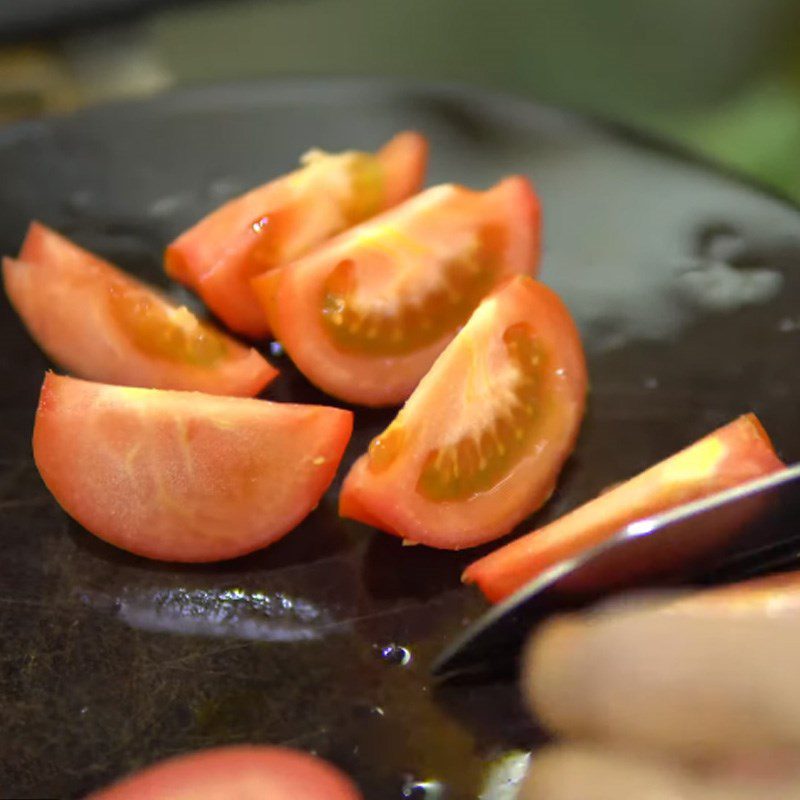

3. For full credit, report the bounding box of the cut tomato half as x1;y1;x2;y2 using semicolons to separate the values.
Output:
166;131;428;338
463;414;786;603
5;223;276;396
87;745;363;800
338;276;587;549
33;373;353;562
254;176;541;406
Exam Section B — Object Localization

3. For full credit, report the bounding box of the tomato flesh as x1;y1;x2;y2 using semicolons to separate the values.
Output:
255;177;541;406
87;745;362;800
33;373;353;562
166;131;428;338
338;276;587;549
463;414;786;603
5;223;276;396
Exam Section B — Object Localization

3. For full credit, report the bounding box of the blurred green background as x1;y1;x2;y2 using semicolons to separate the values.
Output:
4;0;800;199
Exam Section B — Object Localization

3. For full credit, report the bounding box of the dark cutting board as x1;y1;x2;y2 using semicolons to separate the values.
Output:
0;78;798;799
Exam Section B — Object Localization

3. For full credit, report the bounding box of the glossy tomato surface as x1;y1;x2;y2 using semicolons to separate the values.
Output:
4;223;276;396
33;373;353;562
339;276;587;548
254;176;540;406
464;413;785;602
167;131;428;338
88;746;363;800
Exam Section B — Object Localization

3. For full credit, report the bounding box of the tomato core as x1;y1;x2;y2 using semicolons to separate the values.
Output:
416;322;545;501
108;284;228;367
321;225;504;356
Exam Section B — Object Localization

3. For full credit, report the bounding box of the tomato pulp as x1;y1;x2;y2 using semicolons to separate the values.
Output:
4;223;276;396
166;131;428;338
339;276;587;548
254;176;541;406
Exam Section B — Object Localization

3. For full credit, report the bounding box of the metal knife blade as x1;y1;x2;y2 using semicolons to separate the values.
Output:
432;463;800;679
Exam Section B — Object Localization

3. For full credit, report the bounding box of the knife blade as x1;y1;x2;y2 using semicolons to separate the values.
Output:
432;463;800;679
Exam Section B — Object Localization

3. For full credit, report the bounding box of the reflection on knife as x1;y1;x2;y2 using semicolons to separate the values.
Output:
433;463;800;679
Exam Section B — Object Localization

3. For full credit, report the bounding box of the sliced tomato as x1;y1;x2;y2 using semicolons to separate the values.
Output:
463;414;785;603
87;745;362;800
254;176;541;407
33;373;353;562
166;131;428;338
4;223;276;397
338;276;587;548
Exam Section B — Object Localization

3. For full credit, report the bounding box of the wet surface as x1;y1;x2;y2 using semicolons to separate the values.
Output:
0;78;798;798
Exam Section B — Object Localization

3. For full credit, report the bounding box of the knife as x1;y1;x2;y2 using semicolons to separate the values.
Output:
432;463;800;679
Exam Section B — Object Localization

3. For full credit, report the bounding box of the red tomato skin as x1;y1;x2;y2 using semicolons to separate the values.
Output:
5;223;276;397
86;745;363;800
463;414;786;603
166;132;428;338
255;176;541;407
338;277;588;549
33;374;353;562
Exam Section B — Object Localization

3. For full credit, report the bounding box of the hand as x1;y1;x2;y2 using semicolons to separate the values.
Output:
517;591;800;798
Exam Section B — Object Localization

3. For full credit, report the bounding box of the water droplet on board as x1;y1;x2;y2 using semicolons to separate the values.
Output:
207;177;244;202
63;188;95;214
479;751;531;800
778;316;800;333
77;591;121;615
697;224;746;262
147;194;188;218
643;376;659;389
676;258;783;311
401;777;445;799
373;643;412;666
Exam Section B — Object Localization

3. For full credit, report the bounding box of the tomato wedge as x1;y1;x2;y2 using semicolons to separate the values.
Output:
4;223;276;397
254;176;541;407
87;745;363;800
338;276;587;548
166;131;428;338
33;373;353;562
463;414;785;603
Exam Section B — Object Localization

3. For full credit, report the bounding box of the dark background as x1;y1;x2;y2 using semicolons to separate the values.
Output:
1;0;800;199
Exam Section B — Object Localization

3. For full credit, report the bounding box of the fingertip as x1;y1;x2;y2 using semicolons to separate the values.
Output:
522;616;588;737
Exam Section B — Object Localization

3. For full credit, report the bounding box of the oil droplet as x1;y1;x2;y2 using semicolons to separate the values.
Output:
79;706;89;717
251;215;270;234
373;643;412;666
643;376;659;389
778;316;800;333
401;777;445;799
269;341;285;357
